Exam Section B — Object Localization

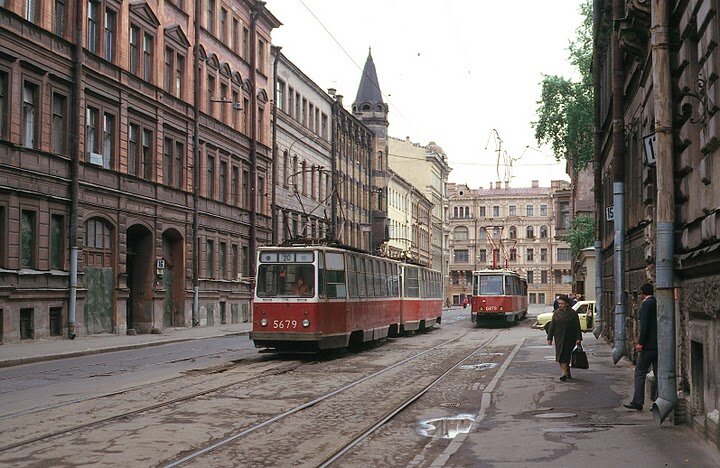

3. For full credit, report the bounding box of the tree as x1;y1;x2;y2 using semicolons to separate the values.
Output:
533;0;593;170
565;214;595;257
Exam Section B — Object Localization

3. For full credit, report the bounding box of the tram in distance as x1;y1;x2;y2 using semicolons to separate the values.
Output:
251;244;444;353
470;268;528;325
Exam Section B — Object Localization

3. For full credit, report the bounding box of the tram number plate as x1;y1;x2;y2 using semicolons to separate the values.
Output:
273;320;298;329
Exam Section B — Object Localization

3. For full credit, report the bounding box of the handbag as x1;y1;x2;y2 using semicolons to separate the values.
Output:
571;343;589;369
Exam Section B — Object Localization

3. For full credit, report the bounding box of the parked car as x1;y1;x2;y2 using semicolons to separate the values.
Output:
534;300;595;332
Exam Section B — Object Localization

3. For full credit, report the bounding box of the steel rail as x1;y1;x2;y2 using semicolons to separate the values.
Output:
318;333;500;467
163;331;484;467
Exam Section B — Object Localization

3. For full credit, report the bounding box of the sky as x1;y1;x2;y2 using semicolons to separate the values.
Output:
265;0;586;189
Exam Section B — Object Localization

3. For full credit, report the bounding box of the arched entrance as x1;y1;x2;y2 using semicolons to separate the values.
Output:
162;228;185;327
126;224;154;333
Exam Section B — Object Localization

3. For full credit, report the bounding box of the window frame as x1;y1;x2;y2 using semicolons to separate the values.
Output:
21;79;39;149
85;97;117;170
127;117;154;180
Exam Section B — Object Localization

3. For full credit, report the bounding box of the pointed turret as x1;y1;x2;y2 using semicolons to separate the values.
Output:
354;48;385;108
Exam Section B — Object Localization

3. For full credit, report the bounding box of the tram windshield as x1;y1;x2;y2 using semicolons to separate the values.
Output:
256;263;316;297
474;274;504;296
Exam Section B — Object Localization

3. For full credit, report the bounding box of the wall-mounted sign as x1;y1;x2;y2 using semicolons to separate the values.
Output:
606;206;615;222
643;133;656;166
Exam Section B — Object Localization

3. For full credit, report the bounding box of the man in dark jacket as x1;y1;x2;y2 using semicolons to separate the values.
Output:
623;283;658;410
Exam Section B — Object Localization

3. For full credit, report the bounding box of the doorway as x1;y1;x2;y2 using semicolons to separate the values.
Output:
162;229;185;327
126;224;154;333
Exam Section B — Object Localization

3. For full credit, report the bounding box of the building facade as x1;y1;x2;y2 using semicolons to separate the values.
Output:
272;50;332;244
594;0;720;442
0;0;279;342
386;170;432;266
445;181;572;306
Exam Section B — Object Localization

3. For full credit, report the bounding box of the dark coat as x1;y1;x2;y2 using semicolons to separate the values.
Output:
547;306;582;363
638;295;658;350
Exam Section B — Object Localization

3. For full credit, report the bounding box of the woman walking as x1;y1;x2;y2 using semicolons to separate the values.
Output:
547;295;582;381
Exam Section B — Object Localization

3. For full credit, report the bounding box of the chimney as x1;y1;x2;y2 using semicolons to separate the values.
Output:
406;136;411;142
335;94;343;106
504;181;509;189
495;181;501;189
531;180;539;188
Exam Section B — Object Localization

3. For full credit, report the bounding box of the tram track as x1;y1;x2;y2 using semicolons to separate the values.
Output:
0;326;499;467
162;328;500;467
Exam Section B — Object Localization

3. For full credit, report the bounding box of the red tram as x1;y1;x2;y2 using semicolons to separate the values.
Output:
470;268;528;325
250;244;443;352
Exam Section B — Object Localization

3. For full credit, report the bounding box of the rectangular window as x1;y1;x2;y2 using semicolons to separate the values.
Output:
21;210;36;268
527;248;534;261
242;169;249;209
219;160;227;203
527;271;534;284
22;81;38;149
257;39;266;73
540;248;547;261
163;136;184;188
231;90;240;128
541;270;548;284
509;248;517;261
143;32;153;82
288;87;294;118
559;201;570;229
526;204;534;217
207;74;216;115
206;154;215;198
128;123;139;175
51;92;67;154
509;205;516;216
276;79;285;111
220;83;229;122
258;176;265;214
102;112;114;169
232;18;239;52
540;204;548;217
86;106;99;158
231;165;240;206
557;248;572;262
129;25;139;74
206;0;215;34
219;242;227;279
231;244;238;279
55;0;66;36
50;214;65;269
20;308;34;340
104;9;116;61
175;54;185;98
206;239;214;278
479;249;487;263
164;47;174;94
241;245;248;276
453;249;469;263
220;7;228;43
25;0;39;22
141;128;152;179
0;206;5;268
0;71;7;138
321;113;328;139
242;26;249;59
49;307;63;336
243;97;250;133
479;206;486;217
493;205;500;217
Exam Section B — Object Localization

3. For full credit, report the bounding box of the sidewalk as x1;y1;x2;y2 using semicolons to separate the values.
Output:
0;322;252;368
438;332;720;466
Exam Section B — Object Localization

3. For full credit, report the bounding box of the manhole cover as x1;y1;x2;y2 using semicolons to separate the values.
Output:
417;415;475;439
460;363;498;371
535;413;577;419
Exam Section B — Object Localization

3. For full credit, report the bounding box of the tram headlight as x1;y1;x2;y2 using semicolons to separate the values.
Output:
260;318;268;327
302;319;310;327
499;307;504;311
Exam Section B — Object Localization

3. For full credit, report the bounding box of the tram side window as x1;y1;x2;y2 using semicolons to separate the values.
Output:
374;260;383;297
357;256;367;297
392;264;400;296
366;258;375;297
505;276;513;295
406;267;420;298
379;262;388;297
322;252;346;298
318;253;325;298
347;255;358;298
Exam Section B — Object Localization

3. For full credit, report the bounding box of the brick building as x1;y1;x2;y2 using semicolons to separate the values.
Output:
0;1;279;341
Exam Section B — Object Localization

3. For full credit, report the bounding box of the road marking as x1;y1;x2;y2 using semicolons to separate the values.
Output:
430;338;526;467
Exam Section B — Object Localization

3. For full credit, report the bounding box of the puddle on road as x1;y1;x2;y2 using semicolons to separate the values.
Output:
535;412;577;419
460;363;498;371
417;415;475;439
543;427;595;433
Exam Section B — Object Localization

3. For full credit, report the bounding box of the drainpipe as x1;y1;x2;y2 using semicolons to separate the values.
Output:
592;0;603;339
248;1;264;276
68;2;84;339
650;0;677;425
191;0;202;326
611;0;627;364
270;46;281;245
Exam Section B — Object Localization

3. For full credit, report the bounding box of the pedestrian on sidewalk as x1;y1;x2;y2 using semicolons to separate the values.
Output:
547;294;582;381
624;283;658;411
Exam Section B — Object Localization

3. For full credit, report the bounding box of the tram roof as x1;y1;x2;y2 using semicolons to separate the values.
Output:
472;268;521;276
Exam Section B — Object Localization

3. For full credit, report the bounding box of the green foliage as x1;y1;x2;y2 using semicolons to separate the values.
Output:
533;0;593;170
565;215;595;257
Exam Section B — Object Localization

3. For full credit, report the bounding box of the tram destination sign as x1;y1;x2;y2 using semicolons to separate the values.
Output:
260;252;315;263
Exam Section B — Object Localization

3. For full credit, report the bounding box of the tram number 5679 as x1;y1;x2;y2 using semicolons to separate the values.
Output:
273;320;298;329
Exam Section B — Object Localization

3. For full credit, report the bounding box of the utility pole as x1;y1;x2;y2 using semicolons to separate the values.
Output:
271;45;281;245
191;0;202;326
248;0;264;277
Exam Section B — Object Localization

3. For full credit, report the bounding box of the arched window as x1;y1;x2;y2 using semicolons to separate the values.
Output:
540;225;548;239
526;226;534;239
453;226;469;241
509;226;517;239
454;206;459;218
